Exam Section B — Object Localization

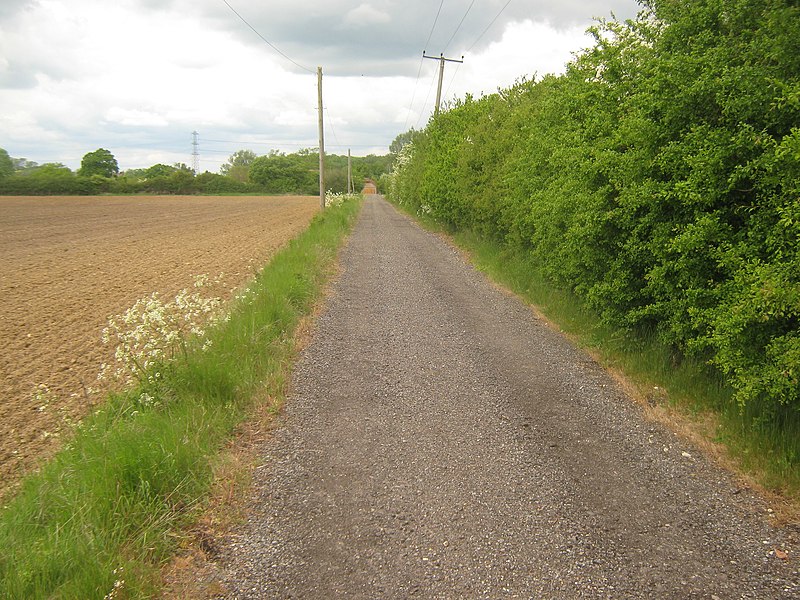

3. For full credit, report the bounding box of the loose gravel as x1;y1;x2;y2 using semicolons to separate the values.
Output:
218;196;798;598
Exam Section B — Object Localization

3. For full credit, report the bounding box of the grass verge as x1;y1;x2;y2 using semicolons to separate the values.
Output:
397;203;800;515
0;196;362;599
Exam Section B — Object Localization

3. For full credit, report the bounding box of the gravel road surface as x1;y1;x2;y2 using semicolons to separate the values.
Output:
218;196;798;598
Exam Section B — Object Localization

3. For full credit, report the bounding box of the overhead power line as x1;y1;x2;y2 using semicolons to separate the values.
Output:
415;66;440;129
324;107;341;148
202;138;316;146
423;52;464;116
442;62;462;101
442;0;475;53
423;0;446;51
425;0;474;108
405;0;446;130
221;0;314;73
200;137;378;152
437;0;515;112
466;0;514;53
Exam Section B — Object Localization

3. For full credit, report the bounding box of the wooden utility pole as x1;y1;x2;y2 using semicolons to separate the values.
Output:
347;149;352;194
317;66;325;209
423;52;464;116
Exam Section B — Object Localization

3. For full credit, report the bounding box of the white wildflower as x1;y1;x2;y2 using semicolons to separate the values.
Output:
324;190;361;207
99;276;225;388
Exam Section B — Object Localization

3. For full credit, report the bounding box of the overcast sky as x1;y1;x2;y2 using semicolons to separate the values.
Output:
0;0;641;172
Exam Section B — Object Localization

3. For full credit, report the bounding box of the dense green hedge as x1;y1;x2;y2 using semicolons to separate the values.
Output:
0;168;256;195
387;0;800;415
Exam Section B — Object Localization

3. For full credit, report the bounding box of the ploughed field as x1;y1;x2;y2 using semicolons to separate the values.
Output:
0;195;319;495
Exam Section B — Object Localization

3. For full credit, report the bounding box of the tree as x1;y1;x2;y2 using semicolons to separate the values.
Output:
30;163;74;177
11;157;38;171
353;153;393;182
249;152;317;194
220;149;257;182
78;148;119;178
120;167;148;180
0;148;13;179
173;162;194;173
144;163;176;179
167;168;196;193
21;163;86;194
389;129;417;157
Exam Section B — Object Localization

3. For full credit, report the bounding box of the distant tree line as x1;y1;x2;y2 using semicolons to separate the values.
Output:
0;146;393;196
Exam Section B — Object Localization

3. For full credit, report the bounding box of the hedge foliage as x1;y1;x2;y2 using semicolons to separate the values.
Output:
387;0;800;414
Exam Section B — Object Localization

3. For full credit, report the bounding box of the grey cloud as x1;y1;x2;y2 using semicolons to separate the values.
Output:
0;0;35;20
203;0;642;76
0;0;79;90
0;52;77;90
0;62;37;89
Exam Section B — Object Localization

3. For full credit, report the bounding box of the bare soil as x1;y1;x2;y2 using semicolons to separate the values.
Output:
0;195;318;496
208;196;797;598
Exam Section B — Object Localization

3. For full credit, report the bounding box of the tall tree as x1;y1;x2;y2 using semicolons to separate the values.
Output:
78;148;119;178
220;149;257;182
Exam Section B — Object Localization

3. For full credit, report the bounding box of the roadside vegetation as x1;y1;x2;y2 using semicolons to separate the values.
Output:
0;146;391;196
0;193;362;598
385;0;800;499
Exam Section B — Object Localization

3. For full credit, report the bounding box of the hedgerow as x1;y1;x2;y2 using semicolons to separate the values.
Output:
387;0;800;414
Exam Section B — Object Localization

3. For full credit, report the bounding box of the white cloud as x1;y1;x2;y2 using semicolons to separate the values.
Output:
0;0;641;170
460;20;591;94
275;109;316;128
104;108;170;128
343;3;391;27
402;20;592;130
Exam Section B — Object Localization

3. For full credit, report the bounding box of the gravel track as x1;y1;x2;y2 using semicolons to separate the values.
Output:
218;196;797;598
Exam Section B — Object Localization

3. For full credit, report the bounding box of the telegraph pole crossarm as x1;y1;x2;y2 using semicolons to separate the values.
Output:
423;51;464;116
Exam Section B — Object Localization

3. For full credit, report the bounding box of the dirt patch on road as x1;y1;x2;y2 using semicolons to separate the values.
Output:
0;195;318;497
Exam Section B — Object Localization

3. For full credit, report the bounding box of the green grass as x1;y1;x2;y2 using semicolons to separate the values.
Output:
0;196;362;599
399;204;800;504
